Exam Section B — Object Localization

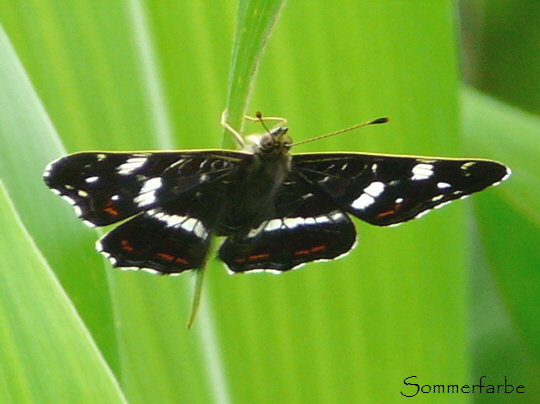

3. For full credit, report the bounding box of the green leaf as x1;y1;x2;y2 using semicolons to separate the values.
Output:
225;0;287;142
462;87;540;223
463;87;540;398
0;180;126;403
0;23;120;375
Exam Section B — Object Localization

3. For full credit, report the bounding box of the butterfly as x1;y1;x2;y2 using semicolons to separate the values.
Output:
44;113;510;275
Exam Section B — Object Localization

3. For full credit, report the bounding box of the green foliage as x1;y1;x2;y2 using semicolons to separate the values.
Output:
0;180;126;403
0;0;535;402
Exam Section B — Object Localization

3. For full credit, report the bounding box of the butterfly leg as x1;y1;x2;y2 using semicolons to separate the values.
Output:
220;109;246;149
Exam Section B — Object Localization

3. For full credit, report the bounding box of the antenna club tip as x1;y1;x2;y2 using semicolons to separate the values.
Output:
255;111;263;119
372;117;389;124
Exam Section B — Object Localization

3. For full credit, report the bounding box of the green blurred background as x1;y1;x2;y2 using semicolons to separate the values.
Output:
0;0;538;403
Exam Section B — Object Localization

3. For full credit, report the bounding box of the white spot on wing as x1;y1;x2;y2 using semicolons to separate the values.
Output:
248;221;267;238
85;176;99;184
283;217;304;229
437;182;451;189
434;201;451;210
304;217;316;225
61;194;83;217
328;210;345;222
193;221;206;239
73;205;82;217
502;167;512;181
148;209;208;239
315;215;331;224
411;163;434;180
117;157;147;175
199;160;209;169
461;162;476;170
351;181;385;210
182;217;197;232
134;177;162;207
246;210;346;239
43;160;56;177
61;195;76;205
351;194;374;210
364;182;385;197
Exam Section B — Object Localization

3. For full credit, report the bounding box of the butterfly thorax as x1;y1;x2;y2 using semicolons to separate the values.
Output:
217;127;293;235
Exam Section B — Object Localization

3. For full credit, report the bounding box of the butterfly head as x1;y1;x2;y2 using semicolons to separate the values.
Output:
260;127;292;155
245;126;292;156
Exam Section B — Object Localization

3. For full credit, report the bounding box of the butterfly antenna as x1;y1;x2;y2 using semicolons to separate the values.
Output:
244;111;288;134
187;265;206;329
290;117;389;147
255;111;271;134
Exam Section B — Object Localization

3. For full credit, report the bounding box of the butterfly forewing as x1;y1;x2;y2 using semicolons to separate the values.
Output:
294;153;510;226
44;150;246;227
44;152;183;226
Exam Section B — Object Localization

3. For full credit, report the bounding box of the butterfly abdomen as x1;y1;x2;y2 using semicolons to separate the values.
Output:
218;152;292;235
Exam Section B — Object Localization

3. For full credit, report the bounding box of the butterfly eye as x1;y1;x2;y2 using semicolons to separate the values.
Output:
260;135;275;151
282;134;292;148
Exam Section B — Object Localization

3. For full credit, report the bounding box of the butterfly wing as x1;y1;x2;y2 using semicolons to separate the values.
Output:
293;153;510;226
45;150;249;273
219;172;356;272
44;150;247;226
96;208;212;273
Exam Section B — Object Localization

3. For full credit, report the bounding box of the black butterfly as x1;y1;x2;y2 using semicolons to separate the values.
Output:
44;115;510;274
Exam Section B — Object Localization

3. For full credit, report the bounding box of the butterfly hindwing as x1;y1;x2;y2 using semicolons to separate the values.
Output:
219;211;355;272
293;153;510;226
219;172;356;272
97;208;212;274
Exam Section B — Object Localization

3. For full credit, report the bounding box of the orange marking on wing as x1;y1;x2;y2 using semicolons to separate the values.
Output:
234;258;246;263
156;253;188;265
295;245;326;256
104;200;119;216
294;249;310;256
248;253;270;261
377;204;402;218
157;252;175;261
175;257;189;265
377;210;395;218
120;239;134;252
